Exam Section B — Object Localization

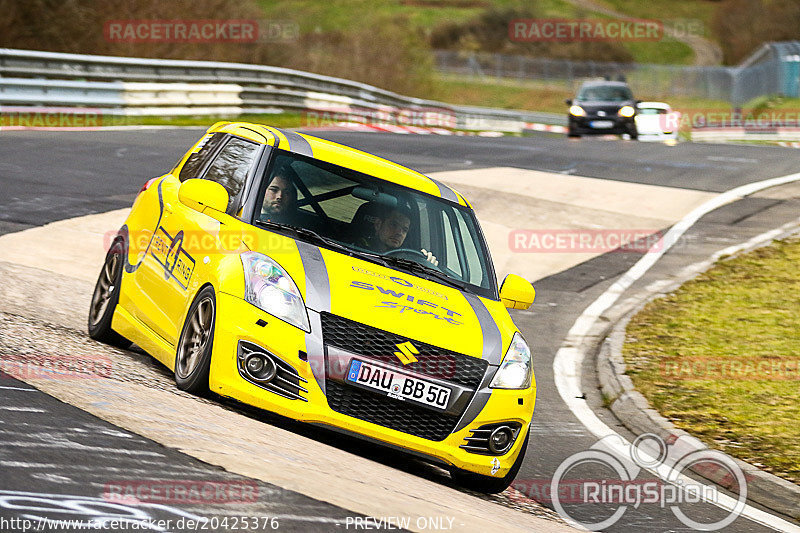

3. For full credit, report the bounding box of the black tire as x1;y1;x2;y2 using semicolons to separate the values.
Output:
174;285;216;394
451;431;530;494
88;239;132;349
567;129;581;138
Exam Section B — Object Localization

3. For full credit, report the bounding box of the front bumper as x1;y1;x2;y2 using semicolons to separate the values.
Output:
209;292;535;477
568;115;636;135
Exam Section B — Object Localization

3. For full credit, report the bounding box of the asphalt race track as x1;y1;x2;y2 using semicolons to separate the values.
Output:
1;128;799;532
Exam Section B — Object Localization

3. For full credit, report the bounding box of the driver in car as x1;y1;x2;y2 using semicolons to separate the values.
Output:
260;165;298;225
361;206;438;266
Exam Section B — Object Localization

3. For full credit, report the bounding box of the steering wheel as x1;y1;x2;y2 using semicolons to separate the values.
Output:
384;248;445;271
384;248;467;282
384;248;429;262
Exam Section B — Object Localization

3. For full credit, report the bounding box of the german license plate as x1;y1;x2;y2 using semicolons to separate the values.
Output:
590;120;614;129
346;360;451;410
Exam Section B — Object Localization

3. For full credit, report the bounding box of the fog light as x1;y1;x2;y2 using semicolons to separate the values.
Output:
489;426;514;454
245;353;276;382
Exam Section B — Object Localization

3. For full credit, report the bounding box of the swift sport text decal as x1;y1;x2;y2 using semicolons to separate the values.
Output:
350;280;463;325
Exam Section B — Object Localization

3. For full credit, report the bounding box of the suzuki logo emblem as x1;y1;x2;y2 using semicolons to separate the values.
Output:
394;341;419;365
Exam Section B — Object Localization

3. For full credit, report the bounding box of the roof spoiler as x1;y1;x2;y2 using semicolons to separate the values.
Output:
207;121;232;132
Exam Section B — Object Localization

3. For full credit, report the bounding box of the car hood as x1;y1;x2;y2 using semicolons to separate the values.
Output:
249;230;514;362
576;100;635;112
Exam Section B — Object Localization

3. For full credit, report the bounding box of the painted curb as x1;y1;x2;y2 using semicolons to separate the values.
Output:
596;219;800;521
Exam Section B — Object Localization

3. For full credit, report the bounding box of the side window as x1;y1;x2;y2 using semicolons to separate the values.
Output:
178;133;226;182
440;210;462;276
203;137;261;213
418;202;431;252
456;213;484;286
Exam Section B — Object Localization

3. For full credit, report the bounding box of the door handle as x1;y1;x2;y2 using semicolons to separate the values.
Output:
164;202;173;214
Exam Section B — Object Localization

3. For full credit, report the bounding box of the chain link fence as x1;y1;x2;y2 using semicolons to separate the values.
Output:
434;48;799;105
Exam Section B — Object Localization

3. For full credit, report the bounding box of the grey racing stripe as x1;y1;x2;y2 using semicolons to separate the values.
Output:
296;241;331;393
278;129;314;157
462;292;503;364
453;292;503;433
262;128;280;148
453;370;494;433
452;292;504;431
429;177;459;203
296;241;330;310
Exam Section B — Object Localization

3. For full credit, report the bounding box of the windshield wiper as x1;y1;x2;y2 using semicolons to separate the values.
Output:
253;220;390;267
253;220;351;253
380;256;468;291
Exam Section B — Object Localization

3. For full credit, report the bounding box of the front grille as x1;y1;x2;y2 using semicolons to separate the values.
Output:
325;380;460;441
320;312;488;388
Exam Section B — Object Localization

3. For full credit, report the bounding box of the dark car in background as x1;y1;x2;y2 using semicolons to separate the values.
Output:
566;81;639;139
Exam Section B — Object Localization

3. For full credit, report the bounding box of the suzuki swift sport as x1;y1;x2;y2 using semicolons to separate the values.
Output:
88;122;537;493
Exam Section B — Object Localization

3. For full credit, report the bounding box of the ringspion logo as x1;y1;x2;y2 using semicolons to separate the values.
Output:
546;434;747;531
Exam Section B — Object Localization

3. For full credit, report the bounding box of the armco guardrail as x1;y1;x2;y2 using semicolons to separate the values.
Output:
0;48;566;131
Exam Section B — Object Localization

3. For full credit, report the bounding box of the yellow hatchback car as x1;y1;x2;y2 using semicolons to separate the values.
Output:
88;122;536;493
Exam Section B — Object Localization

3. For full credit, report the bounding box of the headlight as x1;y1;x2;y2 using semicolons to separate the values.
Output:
618;105;636;117
241;252;310;332
490;332;532;389
569;105;586;117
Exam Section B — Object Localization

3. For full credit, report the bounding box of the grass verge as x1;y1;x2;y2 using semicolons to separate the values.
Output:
622;236;800;484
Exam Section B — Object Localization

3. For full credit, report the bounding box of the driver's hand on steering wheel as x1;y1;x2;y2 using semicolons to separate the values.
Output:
421;248;439;267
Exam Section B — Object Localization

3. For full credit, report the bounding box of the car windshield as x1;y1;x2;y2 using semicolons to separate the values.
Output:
252;149;497;298
577;85;634;102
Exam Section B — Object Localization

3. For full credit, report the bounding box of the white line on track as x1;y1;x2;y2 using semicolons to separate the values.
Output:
0;406;45;412
1;441;164;457
0;461;62;468
553;171;800;532
0;385;37;391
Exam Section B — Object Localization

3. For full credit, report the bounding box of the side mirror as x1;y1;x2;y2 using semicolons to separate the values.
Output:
178;178;229;214
499;274;535;310
565;99;573;105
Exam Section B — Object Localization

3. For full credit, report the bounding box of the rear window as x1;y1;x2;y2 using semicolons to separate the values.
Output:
203;136;260;213
178;133;226;182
